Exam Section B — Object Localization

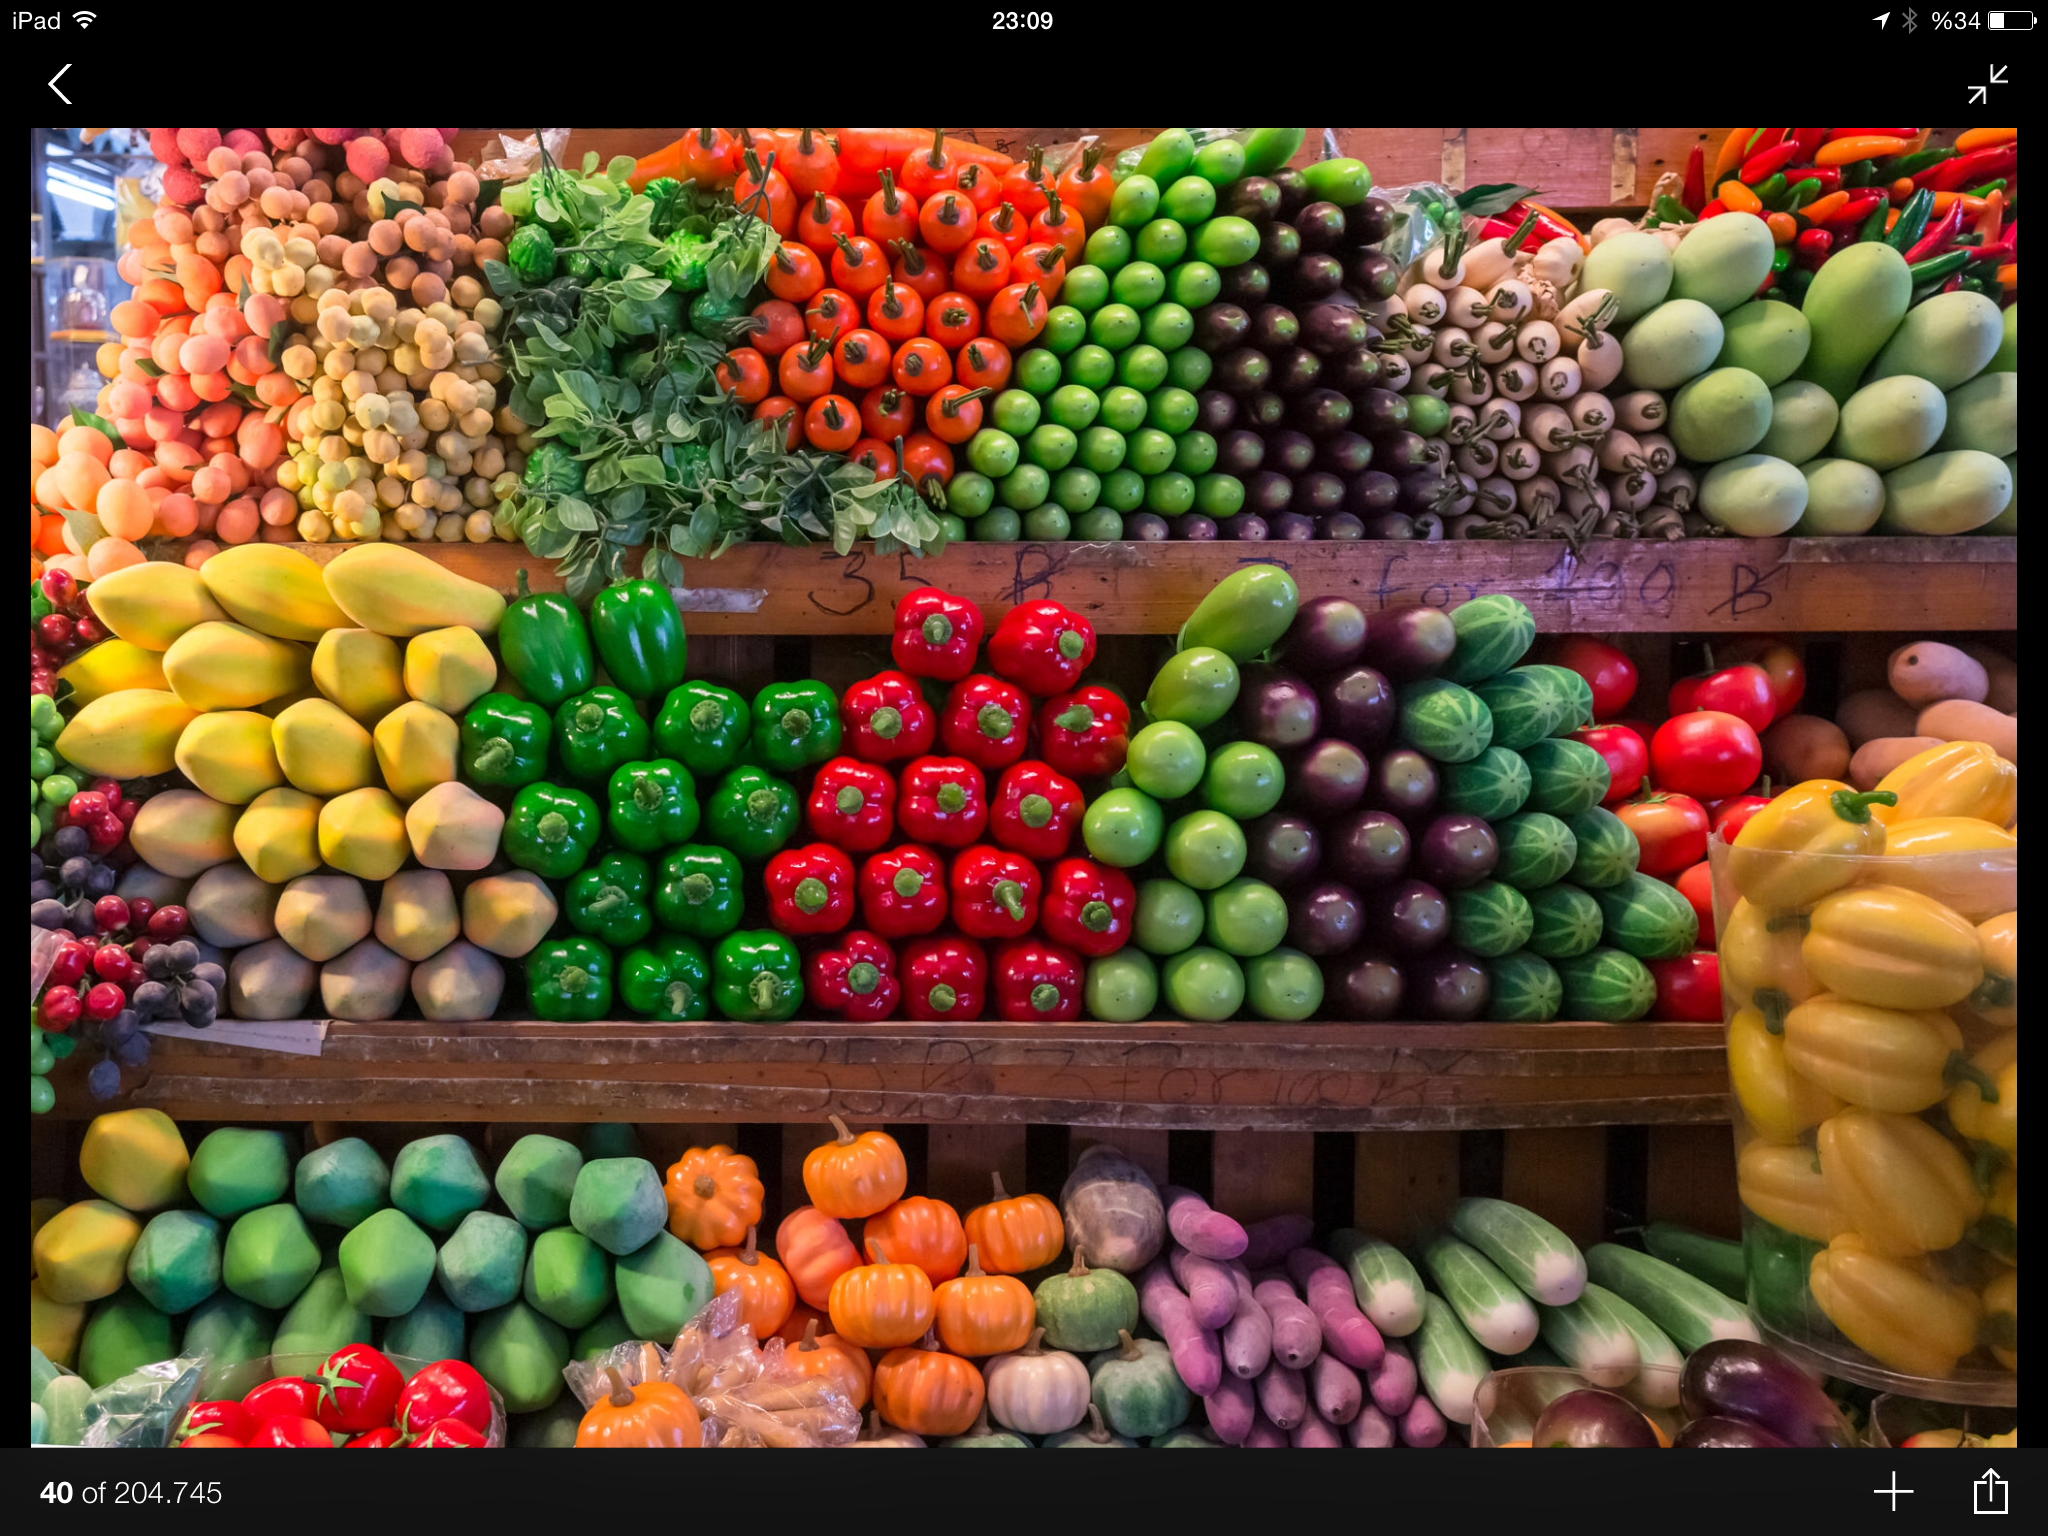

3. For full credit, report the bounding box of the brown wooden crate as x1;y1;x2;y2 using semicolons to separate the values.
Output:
1071;1129;1169;1187
1210;1131;1316;1223
1645;1123;1743;1238
1502;1128;1609;1248
927;1125;1029;1217
1353;1130;1459;1243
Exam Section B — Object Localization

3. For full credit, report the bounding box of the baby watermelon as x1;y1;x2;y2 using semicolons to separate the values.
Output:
1397;680;1495;764
1564;806;1641;889
1524;664;1596;733
1451;881;1535;958
1524;882;1605;959
1486;951;1563;1021
1439;747;1532;821
1521;737;1612;818
1593;873;1700;959
1556;946;1657;1021
1474;668;1568;751
1492;812;1578;890
1441;594;1537;685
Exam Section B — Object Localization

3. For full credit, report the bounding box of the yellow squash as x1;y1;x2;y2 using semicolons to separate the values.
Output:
199;544;351;641
1719;897;1819;1029
1729;1005;1843;1143
56;640;167;705
1871;739;2018;828
1782;996;1966;1114
310;629;408;727
1971;911;2016;1028
271;698;378;797
81;561;228;650
1876;816;2017;920
321;543;506;637
173;711;286;805
1818;1108;1981;1257
1807;1233;1984;1379
404;627;498;714
1737;1140;1845;1243
1728;780;1895;908
1946;1032;2016;1160
128;790;238;879
55;690;197;778
318;787;410;880
1802;885;1983;1009
163;622;313;712
233;787;325;883
373;701;459;802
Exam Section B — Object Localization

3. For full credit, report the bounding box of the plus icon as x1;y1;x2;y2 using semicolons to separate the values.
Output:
1874;1473;1915;1511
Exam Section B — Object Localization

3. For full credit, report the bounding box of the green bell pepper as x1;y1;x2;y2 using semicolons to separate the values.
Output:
607;758;700;852
502;781;603;879
499;571;593;707
460;694;553;789
654;682;750;778
555;686;649;784
1743;1216;1830;1337
566;851;654;947
590;579;688;700
750;681;842;773
712;930;804;1022
654;844;745;940
619;936;711;1021
704;765;801;861
528;936;614;1022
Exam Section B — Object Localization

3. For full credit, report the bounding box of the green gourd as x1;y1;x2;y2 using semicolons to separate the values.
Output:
1034;1248;1142;1353
1044;1400;1140;1447
1088;1329;1190;1439
939;1406;1035;1448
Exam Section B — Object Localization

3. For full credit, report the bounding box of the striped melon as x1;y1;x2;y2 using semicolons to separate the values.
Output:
1492;812;1578;890
1525;883;1605;960
1439;748;1532;821
1441;595;1537;685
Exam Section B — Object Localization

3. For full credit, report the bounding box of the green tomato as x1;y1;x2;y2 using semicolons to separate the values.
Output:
1046;385;1101;431
1134;878;1205;956
1014;349;1063;397
1145;645;1241;726
1073;508;1125;540
1169;261;1223;309
1244;947;1325;1021
1142;302;1196;353
1166;347;1214;392
1161;175;1219;225
991;390;1042;436
1147;387;1200;435
936;513;968;542
1085;951;1159;1022
1098;386;1150;433
1062;264;1111;314
1110;261;1166;311
1194;472;1246;518
1040;305;1088;355
1202;740;1284;819
1145;470;1196;515
1162;946;1246;1022
1109;176;1161;231
1063;344;1116;390
1082;787;1164;868
1022;503;1071;541
1087;305;1141;352
1408;394;1452;438
1126;427;1178;476
1165;810;1248;891
998;463;1051;511
1135;218;1189;267
974;508;1023;541
1116;344;1169;392
1025;423;1078;471
1193;139;1248;187
1077;425;1128;474
1191;215;1262;269
948;470;995;519
1203;877;1288;957
967;427;1021;478
1126;719;1206;800
1173;430;1218;476
1099;468;1147;513
1052;466;1102;512
1084;225;1133;273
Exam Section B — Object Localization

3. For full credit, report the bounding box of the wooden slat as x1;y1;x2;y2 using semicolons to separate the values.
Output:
1502;1128;1609;1249
1645;1123;1743;1239
1209;1132;1316;1224
927;1125;1028;1217
1352;1131;1460;1244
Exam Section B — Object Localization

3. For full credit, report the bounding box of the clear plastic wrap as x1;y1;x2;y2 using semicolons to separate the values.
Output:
79;1357;205;1448
477;130;573;185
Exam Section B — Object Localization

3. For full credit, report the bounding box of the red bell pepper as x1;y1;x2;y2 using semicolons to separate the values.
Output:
1039;858;1136;958
807;929;901;1020
842;669;938;762
179;1400;255;1444
311;1344;403;1434
344;1426;406;1448
1035;684;1130;779
900;933;987;1021
806;757;896;853
412;1418;490;1447
858;844;949;938
992;939;1084;1021
765;842;857;935
940;674;1031;769
1738;140;1801;186
989;759;1085;861
898;755;989;847
987;600;1097;698
1479;201;1576;252
949;844;1042;940
892;586;985;682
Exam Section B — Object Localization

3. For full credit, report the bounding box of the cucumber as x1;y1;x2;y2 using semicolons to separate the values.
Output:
1641;1220;1747;1303
1537;1285;1643;1388
1584;1242;1760;1354
1450;1197;1587;1306
1413;1292;1490;1425
1417;1232;1539;1355
1594;1284;1686;1409
1327;1228;1425;1338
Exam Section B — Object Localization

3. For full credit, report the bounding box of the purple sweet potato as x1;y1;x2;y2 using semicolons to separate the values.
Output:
1170;1245;1239;1331
1203;1372;1257;1445
1365;1336;1418;1417
1308;1351;1362;1426
1138;1259;1224;1396
1222;1264;1274;1379
1164;1185;1249;1260
1287;1246;1386;1370
1401;1391;1447;1448
1240;1212;1316;1270
1289;1407;1344;1447
1346;1403;1398;1448
1255;1361;1308;1430
1244;1413;1288;1448
1253;1276;1323;1369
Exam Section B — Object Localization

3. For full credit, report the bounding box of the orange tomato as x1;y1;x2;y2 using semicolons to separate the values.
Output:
861;385;920;442
977;201;1030;257
804;394;862;453
955;338;1013;393
925;385;991;445
862;170;921;248
765;242;827;304
797;191;857;256
748;299;807;358
952;162;1004;216
866;280;927;344
888;241;952;304
952;240;1012;302
1029;190;1087;265
898;130;958;202
805;289;861;343
754;396;803;451
774;127;840;199
780;334;837;401
717;347;772;404
919;193;980;255
736;151;796;235
830;234;890;300
1000;146;1052;221
834;328;894;391
1013;245;1068;301
1055;145;1114;229
986;281;1049;346
892;337;953;396
925;292;983;350
681;127;741;187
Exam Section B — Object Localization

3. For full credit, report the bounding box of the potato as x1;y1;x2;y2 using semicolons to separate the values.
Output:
1836;688;1920;748
1959;641;2018;713
1887;642;1989;708
1849;736;1945;792
319;938;411;1022
226;938;317;1021
1761;715;1850;784
1917;699;2019;762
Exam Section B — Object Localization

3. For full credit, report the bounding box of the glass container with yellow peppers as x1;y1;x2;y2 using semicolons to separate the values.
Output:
1710;742;2017;1404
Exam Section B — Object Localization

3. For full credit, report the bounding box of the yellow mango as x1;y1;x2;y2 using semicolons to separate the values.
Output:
234;787;325;883
375;869;461;961
31;1197;65;1277
163;622;313;711
199;543;351;641
33;1201;144;1304
257;684;322;720
407;781;506;871
55;690;197;778
273;874;375;962
82;561;228;651
319;787;410;880
129;789;239;879
404;626;497;713
30;1278;86;1368
461;870;558;957
271;698;378;797
56;639;167;705
321;542;506;637
311;628;407;727
174;711;285;805
373;701;458;802
1808;1234;1983;1379
80;1108;190;1211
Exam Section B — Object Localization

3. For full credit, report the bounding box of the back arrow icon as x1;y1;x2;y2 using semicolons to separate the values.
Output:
48;63;72;104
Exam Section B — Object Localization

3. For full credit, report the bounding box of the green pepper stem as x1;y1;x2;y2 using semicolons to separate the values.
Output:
1057;629;1087;661
780;707;813;740
1829;788;1899;824
586;884;628;916
921;613;954;647
632;776;667;812
835;785;866;816
748;972;784;1011
927;983;957;1012
575;703;604;733
892;866;925;899
846;961;881;996
688;697;725;734
994;880;1025;921
537;811;570;844
937;781;968;813
1019;793;1053;829
559;965;591;995
869;706;903;740
1946;1052;2001;1104
1081;900;1113;932
665;980;696;1015
1053;704;1095;732
1756;988;1793;1035
794;877;830;914
747;788;783;824
680;872;715;905
1029;982;1061;1013
473;737;515;774
977;704;1014;740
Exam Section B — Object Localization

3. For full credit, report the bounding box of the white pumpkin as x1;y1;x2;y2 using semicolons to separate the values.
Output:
985;1327;1091;1435
847;1408;926;1448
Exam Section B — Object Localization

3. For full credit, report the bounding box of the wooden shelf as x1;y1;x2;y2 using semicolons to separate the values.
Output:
290;537;2017;635
64;1020;1732;1133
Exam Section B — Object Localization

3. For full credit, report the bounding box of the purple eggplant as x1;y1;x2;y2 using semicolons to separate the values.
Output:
1531;1389;1660;1449
1363;879;1448;954
1346;469;1400;514
1260;222;1302;267
1358;604;1457;681
1295;201;1347;251
1673;1417;1792;1449
1398;469;1453;517
1413;813;1498;890
1316;513;1365;540
1223;178;1282;224
1330;950;1404;1019
1174;514;1219;541
1125;512;1171;542
1289;389;1353;436
1285;739;1369;817
1361;512;1417;540
1291;471;1346;516
1343;199;1392;245
1195;303;1252;353
1679;1340;1856;1450
1269;347;1324;397
1221;513;1270;541
1219;261;1271;305
1352;388;1411;436
1287;882;1364;956
1316;432;1374;476
1243;391;1286;428
1245;812;1322;889
1278;595;1367;673
1344;247;1400;299
1270;511;1316;541
1363;748;1438;818
1246;471;1294;516
1237;665;1321;749
1196;390;1239;434
1300;304;1370;358
1267;429;1316;475
1327;346;1384;393
1215;348;1273;394
1219;430;1266;475
1250;304;1300;350
1281;254;1344;302
1318;664;1396;748
1272;169;1311;217
1412;512;1447;542
1326;808;1411;889
1372;429;1434;472
1410;945;1489;1020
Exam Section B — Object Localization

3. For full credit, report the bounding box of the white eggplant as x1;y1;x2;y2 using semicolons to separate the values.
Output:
1577;329;1625;390
1431;326;1476;367
1402;284;1449;326
1539;357;1583;401
1455;438;1500;478
1497;438;1541;481
1493;359;1541;401
1472;320;1519;366
1486;279;1533;324
1515;320;1560;364
1636;432;1678;475
1554;289;1617;354
1567;391;1616;436
1478;399;1522;441
1522;402;1578;452
1447;366;1495;407
1597;429;1645;474
1614;390;1669;433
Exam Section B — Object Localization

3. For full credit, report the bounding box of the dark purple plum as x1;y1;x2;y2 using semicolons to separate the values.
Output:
1242;390;1286;427
1317;664;1395;748
1345;246;1399;298
1237;664;1321;750
1295;201;1346;251
1363;748;1438;818
1222;178;1282;223
1343;199;1392;245
1260;221;1302;267
1174;515;1218;541
1221;513;1270;541
1329;951;1404;1019
1325;808;1411;889
1244;812;1322;889
1270;512;1316;541
1195;390;1238;433
1365;879;1449;954
1372;428;1433;470
1316;513;1365;540
1125;512;1171;542
1291;471;1346;515
1281;253;1344;302
1249;304;1300;350
1285;739;1369;816
1301;303;1370;357
1278;596;1367;673
1358;604;1458;680
1218;430;1266;474
1288;388;1353;436
1531;1389;1660;1450
1272;169;1310;217
1215;348;1272;394
1194;303;1251;352
1413;814;1499;890
1326;346;1384;392
1346;469;1400;514
1287;882;1364;956
1353;389;1411;435
1219;261;1271;305
1267;429;1316;474
1316;432;1373;476
1361;511;1417;540
1246;470;1294;516
1269;347;1324;397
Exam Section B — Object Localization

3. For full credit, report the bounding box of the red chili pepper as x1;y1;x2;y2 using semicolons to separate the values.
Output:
988;760;1085;861
806;757;896;854
1924;143;2016;192
1827;127;1919;142
1697;199;1728;219
1786;129;1828;163
949;844;1042;941
1035;684;1131;780
898;755;989;848
411;1418;489;1448
892;586;985;682
1779;164;1842;194
900;934;987;1021
858;845;949;939
1969;235;2018;266
179;1400;255;1444
1680;144;1707;216
807;930;901;1021
992;939;1085;1022
987;600;1098;698
765;842;857;936
1040;858;1137;958
311;1344;404;1434
1794;227;1834;270
1903;201;1968;264
841;670;939;763
1825;189;1888;226
1738;140;1802;186
940;674;1031;770
1478;202;1575;251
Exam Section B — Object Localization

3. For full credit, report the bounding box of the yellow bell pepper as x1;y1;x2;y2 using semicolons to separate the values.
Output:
1871;740;2018;828
1879;817;2018;921
1946;1032;2016;1160
1982;1268;2016;1371
1783;996;1966;1114
1720;897;1820;1031
1728;780;1896;908
1730;1005;1844;1143
1803;885;1984;1009
1819;1107;1981;1257
1808;1233;1984;1378
1970;911;2016;1028
1738;1139;1846;1243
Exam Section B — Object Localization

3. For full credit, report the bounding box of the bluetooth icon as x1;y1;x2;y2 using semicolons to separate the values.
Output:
1902;5;1918;29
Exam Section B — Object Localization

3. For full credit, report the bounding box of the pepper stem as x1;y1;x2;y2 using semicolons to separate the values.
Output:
1029;982;1060;1013
1057;628;1086;661
1756;988;1793;1035
1081;900;1112;932
575;703;604;733
605;1366;635;1410
993;879;1025;921
694;1175;718;1199
794;877;830;913
536;811;570;844
921;613;954;646
835;785;866;816
473;737;515;774
688;697;725;733
680;872;715;905
664;980;695;1015
749;972;784;1012
847;961;881;996
780;707;813;740
1019;793;1053;829
560;965;591;995
1053;704;1095;732
928;983;957;1012
937;781;968;813
632;776;666;812
869;706;903;740
747;788;782;823
829;1113;855;1145
587;883;628;916
892;866;924;898
1829;788;1899;824
977;703;1014;740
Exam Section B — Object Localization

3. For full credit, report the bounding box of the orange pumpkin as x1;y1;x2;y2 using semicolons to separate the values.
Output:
574;1366;703;1448
802;1115;908;1219
781;1315;872;1409
863;1195;968;1282
775;1205;863;1311
665;1145;764;1249
873;1330;985;1437
828;1242;936;1349
962;1170;1065;1275
933;1243;1036;1357
705;1225;796;1339
774;1302;830;1346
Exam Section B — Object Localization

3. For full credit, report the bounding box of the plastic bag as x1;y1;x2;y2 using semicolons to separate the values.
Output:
478;130;572;185
80;1356;203;1449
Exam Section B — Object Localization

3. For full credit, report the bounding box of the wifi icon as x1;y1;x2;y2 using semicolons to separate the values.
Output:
73;9;98;23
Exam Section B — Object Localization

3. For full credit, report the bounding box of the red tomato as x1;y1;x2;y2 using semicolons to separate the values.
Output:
1647;951;1722;1022
734;155;796;235
925;292;983;350
1012;244;1068;300
888;242;953;303
833;329;893;391
311;1344;403;1433
1028;191;1087;265
976;201;1030;256
396;1360;495;1438
1721;636;1807;715
952;240;1012;302
986;281;1049;346
925;384;991;445
796;191;856;256
955;338;1013;393
764;242;826;304
849;438;898;481
1650;711;1763;801
830;234;890;300
866;280;926;343
1000;148;1052;221
1673;862;1716;947
249;1416;334;1448
1546;637;1638;718
243;1376;320;1422
773;127;840;199
412;1418;490;1448
345;1426;406;1448
181;1432;243;1448
716;347;771;404
892;337;953;396
805;289;861;343
861;172;921;248
1616;790;1711;878
778;336;836;402
952;161;1004;215
1709;790;1773;846
180;1399;254;1443
899;133;959;202
1683;663;1776;733
804;394;862;453
1572;725;1649;805
901;432;955;487
919;192;980;254
753;396;803;451
860;385;919;442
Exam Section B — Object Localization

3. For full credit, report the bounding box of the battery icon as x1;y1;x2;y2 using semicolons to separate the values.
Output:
1989;9;2035;26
